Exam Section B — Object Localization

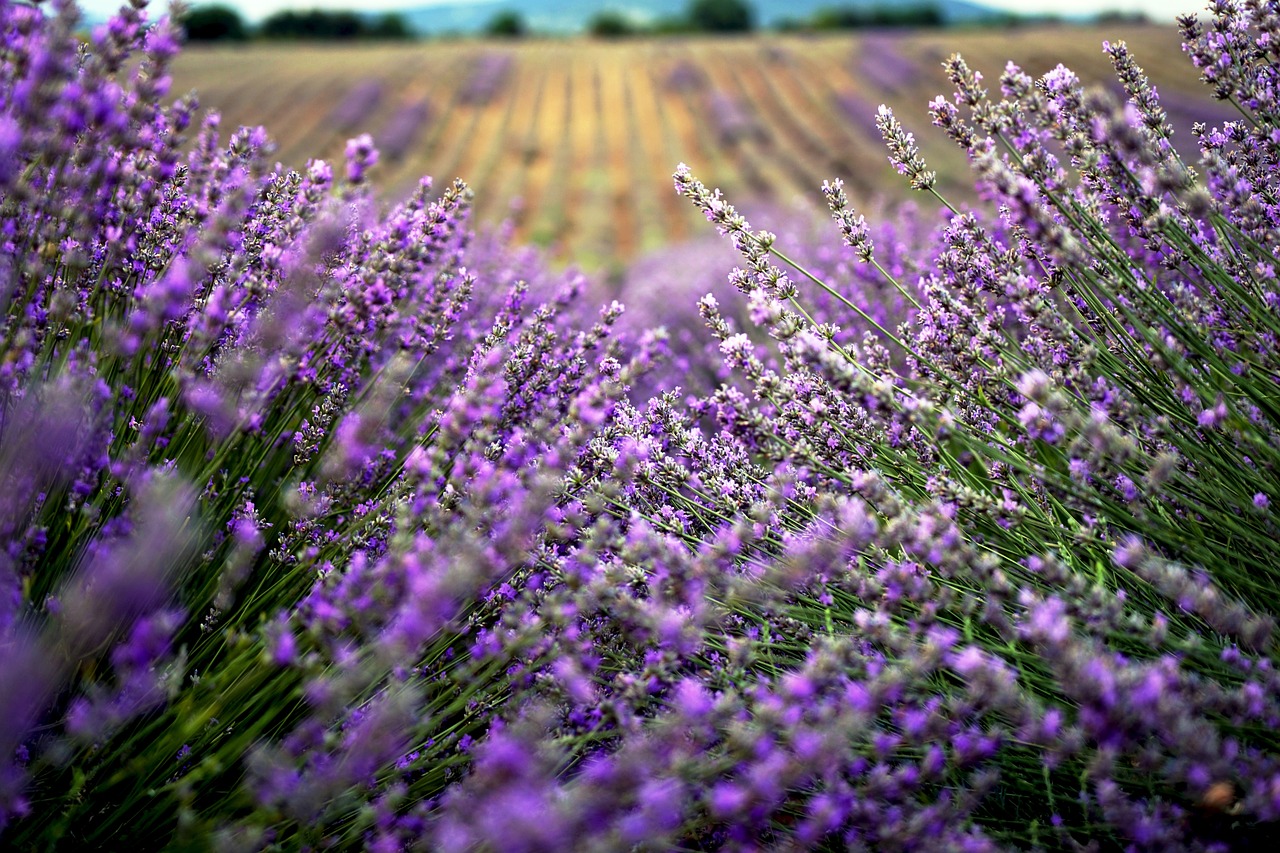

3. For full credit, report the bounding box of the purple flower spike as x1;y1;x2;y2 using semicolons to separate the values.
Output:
344;133;379;184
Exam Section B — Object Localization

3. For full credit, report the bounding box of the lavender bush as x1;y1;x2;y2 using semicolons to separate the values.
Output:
0;0;632;845
707;90;767;146
664;58;708;93
614;198;928;402
855;35;922;96
377;97;432;162
832;88;884;141
5;0;1280;850
458;52;513;107
329;78;384;132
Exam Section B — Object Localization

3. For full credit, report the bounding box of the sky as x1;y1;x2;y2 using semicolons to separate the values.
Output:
74;0;1195;25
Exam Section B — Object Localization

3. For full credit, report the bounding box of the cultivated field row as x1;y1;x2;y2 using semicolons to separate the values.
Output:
172;25;1214;269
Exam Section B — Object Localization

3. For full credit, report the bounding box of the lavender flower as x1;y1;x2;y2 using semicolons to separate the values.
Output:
344;132;379;184
875;104;936;191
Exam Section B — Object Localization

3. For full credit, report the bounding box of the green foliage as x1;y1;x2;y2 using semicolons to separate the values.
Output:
1095;11;1151;24
485;10;528;38
367;13;415;40
180;4;247;42
686;0;755;32
260;9;360;40
807;4;944;30
258;8;414;41
588;10;636;38
648;15;699;35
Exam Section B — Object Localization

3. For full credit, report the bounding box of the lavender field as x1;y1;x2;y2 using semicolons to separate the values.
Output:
167;22;1214;269
5;0;1280;851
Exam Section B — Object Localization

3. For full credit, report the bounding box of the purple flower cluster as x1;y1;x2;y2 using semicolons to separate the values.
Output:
5;1;1280;851
613;196;928;402
377;97;433;162
856;34;923;95
329;78;384;132
0;1;623;845
832;88;884;141
458;52;513;106
664;58;709;93
707;90;767;146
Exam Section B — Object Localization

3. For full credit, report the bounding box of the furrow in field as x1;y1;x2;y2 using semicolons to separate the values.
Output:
408;51;507;197
277;89;385;166
286;49;429;167
789;38;894;137
172;53;283;131
170;49;288;115
597;47;640;264
784;38;939;200
243;49;397;160
465;47;535;222
471;46;546;225
563;51;611;263
266;78;357;165
510;61;571;249
726;45;837;201
218;67;331;158
696;44;799;206
383;49;479;197
763;42;885;190
656;48;755;204
640;46;720;240
848;36;973;200
616;43;686;249
622;42;687;250
447;51;522;200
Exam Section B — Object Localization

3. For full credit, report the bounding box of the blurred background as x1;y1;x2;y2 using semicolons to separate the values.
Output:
84;1;1219;272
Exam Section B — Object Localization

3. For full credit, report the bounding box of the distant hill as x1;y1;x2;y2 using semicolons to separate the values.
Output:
405;0;1005;36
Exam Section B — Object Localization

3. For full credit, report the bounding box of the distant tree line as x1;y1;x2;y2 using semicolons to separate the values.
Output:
780;5;946;31
583;1;945;39
483;0;760;39
181;5;413;42
182;1;1152;43
259;9;413;40
483;11;528;38
585;0;755;37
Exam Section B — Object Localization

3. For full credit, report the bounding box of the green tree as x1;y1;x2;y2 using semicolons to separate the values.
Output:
369;13;414;40
258;9;363;40
258;10;300;38
650;15;696;34
588;10;635;38
181;5;247;42
686;0;754;32
485;10;527;38
331;10;364;39
809;5;944;30
773;16;807;32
